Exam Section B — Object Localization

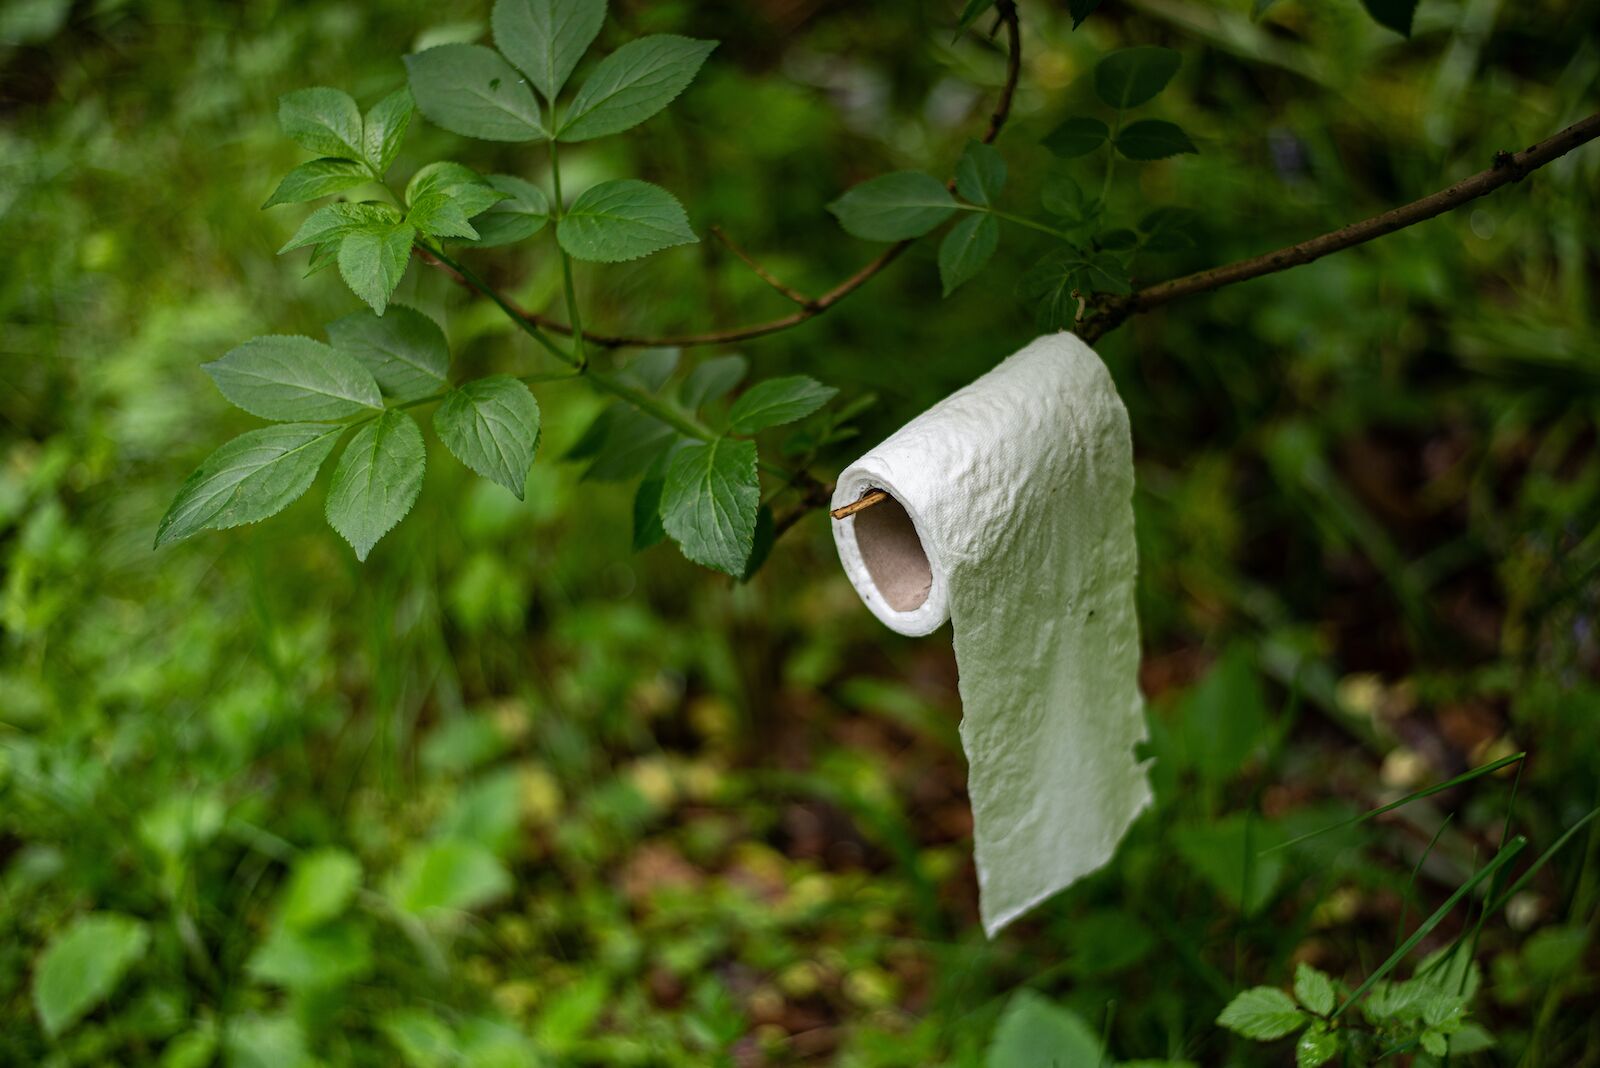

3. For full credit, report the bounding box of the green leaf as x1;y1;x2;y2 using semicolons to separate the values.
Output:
407;192;480;240
278;87;363;159
338;222;416;314
277;848;362;930
1360;0;1416;35
580;406;677;481
1216;987;1305;1040
468;174;550;247
1180;646;1268;785
956;0;996;31
1098;227;1137;251
326;304;450;403
156;424;343;547
1068;0;1103;27
325;410;426;560
1296;1022;1340;1067
382;1009;458;1068
557;178;697;262
633;474;666;550
1040;172;1097;225
828;171;956;241
1115;118;1198;160
405;161;505;217
1093;45;1182;108
954;139;1005;206
1042;116;1110;158
1173;814;1286;915
204;336;382;421
278;201;398;253
1294;963;1336;1016
492;0;607;103
263;158;372;209
623;346;680;391
247;921;372;990
680;354;747;409
1138;206;1198;251
661;437;759;576
728;376;838;434
740;504;775;582
404;44;548;142
986;990;1104;1068
1079;250;1132;295
387;839;511;916
362;87;415;175
558;35;716;142
938;212;999;296
434;376;542;498
33;913;150;1037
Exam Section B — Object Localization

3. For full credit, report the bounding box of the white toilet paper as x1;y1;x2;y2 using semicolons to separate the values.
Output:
832;332;1151;936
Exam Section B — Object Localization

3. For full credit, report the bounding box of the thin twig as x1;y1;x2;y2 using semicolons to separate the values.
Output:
1076;111;1600;343
710;225;814;306
419;1;1023;350
829;489;890;520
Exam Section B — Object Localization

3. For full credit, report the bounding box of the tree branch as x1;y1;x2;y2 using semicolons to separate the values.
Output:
1075;111;1600;344
420;1;1023;351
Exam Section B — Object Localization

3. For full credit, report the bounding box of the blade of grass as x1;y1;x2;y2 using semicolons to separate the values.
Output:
1486;804;1600;915
1262;752;1525;855
1332;835;1526;1019
1398;813;1455;948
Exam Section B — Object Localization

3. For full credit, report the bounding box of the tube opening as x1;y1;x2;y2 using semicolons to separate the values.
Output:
853;491;932;612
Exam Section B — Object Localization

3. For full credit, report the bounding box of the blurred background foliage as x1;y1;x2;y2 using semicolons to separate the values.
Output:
3;0;1599;1064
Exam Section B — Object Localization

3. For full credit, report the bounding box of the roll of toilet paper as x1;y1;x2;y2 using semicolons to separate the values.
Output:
832;332;1151;936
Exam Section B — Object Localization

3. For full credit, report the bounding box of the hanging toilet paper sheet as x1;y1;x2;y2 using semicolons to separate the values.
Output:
831;332;1151;936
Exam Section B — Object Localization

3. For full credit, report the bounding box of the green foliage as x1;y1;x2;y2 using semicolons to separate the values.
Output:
156;424;343;546
556;36;718;142
326;305;451;403
939;213;1000;296
337;221;416;313
276;849;362;930
726;376;837;434
1093;46;1182;109
492;0;607;103
985;990;1103;1068
1361;0;1418;36
1115;118;1198;160
954;140;1005;207
1217;987;1305;1040
828;172;958;241
32;914;150;1037
660;437;760;576
204;336;382;421
1043;116;1110;158
325;409;427;560
434;377;543;498
404;44;550;142
277;87;364;160
387;840;512;917
262;158;371;209
469;175;551;247
556;179;698;262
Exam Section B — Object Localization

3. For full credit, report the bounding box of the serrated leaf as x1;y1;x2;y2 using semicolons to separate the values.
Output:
1068;0;1103;26
1042;116;1110;158
1019;254;1083;333
338;222;416;314
1094;46;1182;108
405;161;503;217
278;87;363;159
987;991;1104;1068
204;336;381;421
247;921;371;991
278;849;362;930
492;0;607;103
434;376;541;498
1297;1022;1340;1067
326;305;450;402
263;158;372;209
1041;172;1087;218
1115;118;1198;160
661;437;759;576
557;178;696;262
325;410;426;560
954;140;1005;206
305;239;342;277
740;504;775;582
387;839;511;916
728;376;837;434
1419;1029;1447;1057
1360;0;1416;35
1080;250;1132;295
407;192;479;240
362;86;415;175
404;44;548;142
828;171;956;241
278;201;398;253
1216;987;1305;1040
1294;963;1336;1016
468;174;550;247
680;354;747;409
633;474;666;550
33;913;149;1037
156;424;343;547
938;212;998;296
558;35;716;142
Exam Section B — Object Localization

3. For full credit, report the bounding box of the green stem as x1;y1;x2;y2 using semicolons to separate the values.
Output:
990;210;1078;241
549;138;587;371
419;240;574;366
